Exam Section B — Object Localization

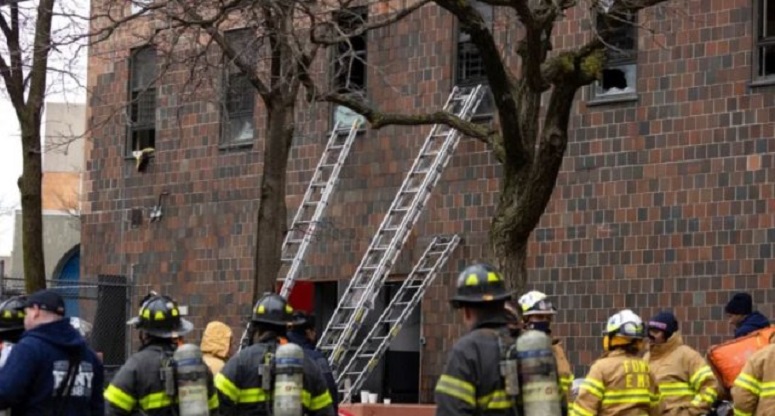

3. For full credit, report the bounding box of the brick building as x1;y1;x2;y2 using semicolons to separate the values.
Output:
84;0;775;402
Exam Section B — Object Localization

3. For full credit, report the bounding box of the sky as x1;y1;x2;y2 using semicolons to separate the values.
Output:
0;0;88;257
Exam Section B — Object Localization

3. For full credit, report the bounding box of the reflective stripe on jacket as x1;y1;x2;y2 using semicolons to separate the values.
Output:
434;318;519;416
731;343;775;416
215;339;334;416
644;332;719;416
104;343;219;415
554;340;574;404
572;349;661;416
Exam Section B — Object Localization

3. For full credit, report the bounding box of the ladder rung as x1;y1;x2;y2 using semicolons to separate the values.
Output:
310;182;328;187
281;257;294;263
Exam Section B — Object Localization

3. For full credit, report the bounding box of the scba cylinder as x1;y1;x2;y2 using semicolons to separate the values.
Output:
516;330;562;416
274;343;305;416
174;343;210;416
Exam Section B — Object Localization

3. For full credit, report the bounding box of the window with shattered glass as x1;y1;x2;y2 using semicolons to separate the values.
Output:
455;1;494;118
332;7;368;128
127;46;156;155
756;0;775;79
222;29;256;145
593;10;638;99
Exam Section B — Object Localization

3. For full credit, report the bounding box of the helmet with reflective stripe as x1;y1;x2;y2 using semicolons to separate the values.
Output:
0;297;25;333
450;263;511;308
251;293;304;327
127;293;193;338
517;290;556;316
602;309;645;351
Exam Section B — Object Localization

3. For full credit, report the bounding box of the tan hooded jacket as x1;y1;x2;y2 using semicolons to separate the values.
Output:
644;332;719;416
732;343;775;416
572;349;661;416
200;321;232;375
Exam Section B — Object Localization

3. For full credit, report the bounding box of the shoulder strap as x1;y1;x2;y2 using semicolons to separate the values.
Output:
53;349;81;416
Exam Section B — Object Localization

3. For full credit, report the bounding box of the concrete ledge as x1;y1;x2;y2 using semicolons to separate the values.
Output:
340;404;436;416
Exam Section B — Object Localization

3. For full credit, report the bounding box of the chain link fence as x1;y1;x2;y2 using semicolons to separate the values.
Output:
0;274;132;379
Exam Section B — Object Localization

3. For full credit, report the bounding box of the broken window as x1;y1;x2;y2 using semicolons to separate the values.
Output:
127;46;156;156
756;0;775;78
332;7;368;128
593;10;638;98
222;29;256;145
455;1;494;117
130;0;152;15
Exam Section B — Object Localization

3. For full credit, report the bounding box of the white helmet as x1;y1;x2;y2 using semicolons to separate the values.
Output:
517;290;556;316
604;309;645;339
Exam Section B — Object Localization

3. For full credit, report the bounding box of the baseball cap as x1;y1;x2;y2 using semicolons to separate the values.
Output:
23;290;66;316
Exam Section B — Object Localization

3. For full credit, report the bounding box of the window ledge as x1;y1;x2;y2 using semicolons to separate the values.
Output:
586;92;639;107
749;78;775;89
219;140;254;151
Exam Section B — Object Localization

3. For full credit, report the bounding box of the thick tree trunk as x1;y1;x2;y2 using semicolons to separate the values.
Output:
252;101;295;301
18;113;46;293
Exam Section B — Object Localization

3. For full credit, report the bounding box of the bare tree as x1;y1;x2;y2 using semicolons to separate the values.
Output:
89;0;425;300
322;0;679;291
0;0;88;292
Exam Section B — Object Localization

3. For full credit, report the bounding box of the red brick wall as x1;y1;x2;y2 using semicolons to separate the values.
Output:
84;0;775;402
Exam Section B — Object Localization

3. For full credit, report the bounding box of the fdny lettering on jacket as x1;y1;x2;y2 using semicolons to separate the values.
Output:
622;360;650;388
52;361;94;398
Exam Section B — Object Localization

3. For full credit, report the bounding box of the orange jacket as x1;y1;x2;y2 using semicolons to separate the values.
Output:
554;340;574;403
644;333;719;416
572;349;661;416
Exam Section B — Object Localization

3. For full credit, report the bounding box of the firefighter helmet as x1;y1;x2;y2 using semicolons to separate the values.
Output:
602;309;645;351
518;290;557;317
450;263;511;308
251;293;304;327
127;294;193;338
0;297;25;333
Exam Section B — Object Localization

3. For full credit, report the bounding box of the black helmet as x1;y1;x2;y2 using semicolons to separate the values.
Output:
251;294;304;327
450;263;511;308
0;297;25;333
126;294;193;338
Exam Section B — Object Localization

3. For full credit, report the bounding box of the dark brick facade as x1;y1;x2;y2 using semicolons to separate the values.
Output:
85;0;775;402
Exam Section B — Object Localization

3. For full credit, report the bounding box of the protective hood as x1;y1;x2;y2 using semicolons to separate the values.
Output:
648;331;683;359
200;321;232;359
21;318;86;350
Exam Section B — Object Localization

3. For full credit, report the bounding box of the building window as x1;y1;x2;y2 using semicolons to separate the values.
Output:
592;10;637;99
455;2;494;117
756;0;775;79
332;7;367;127
222;29;256;145
127;46;156;155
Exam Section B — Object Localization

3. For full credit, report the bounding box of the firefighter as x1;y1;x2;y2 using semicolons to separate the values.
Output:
644;311;719;415
517;290;574;403
215;293;335;416
0;297;25;368
572;309;661;416
434;263;520;416
104;293;219;415
731;337;775;415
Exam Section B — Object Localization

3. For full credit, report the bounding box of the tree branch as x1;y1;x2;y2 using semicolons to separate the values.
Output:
26;0;56;111
321;92;505;162
311;0;431;45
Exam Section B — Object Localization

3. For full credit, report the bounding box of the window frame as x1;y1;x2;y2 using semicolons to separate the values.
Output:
220;28;257;148
126;46;157;157
453;1;495;119
752;0;775;86
588;9;639;105
331;6;368;130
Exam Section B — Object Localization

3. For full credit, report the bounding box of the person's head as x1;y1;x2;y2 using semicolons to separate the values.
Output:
602;309;646;355
0;296;26;343
647;311;678;345
517;290;556;334
22;290;66;330
725;292;753;328
251;293;303;338
126;292;192;346
290;311;316;344
450;263;511;331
